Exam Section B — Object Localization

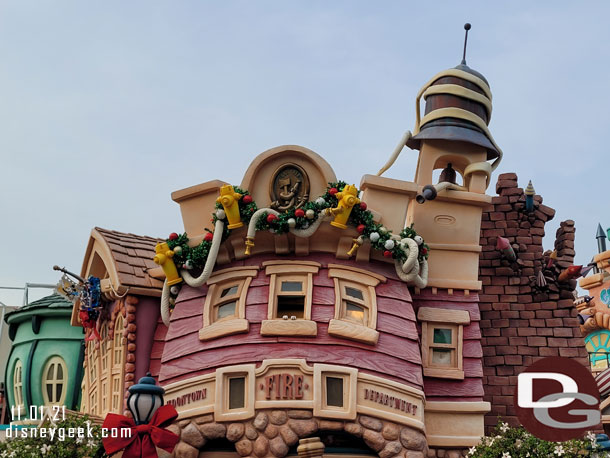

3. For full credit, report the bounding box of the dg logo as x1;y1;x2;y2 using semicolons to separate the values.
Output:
515;356;601;441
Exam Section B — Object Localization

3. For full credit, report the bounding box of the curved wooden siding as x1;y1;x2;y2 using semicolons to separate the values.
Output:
159;256;423;390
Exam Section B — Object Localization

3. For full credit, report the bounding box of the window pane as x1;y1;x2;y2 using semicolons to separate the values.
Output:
433;328;453;344
229;377;245;409
57;364;63;380
47;364;55;380
217;301;237;319
56;384;63;402
47;384;53;402
345;286;364;300
326;377;344;407
220;285;239;297
281;281;302;292
431;349;453;366
277;296;305;319
346;302;365;323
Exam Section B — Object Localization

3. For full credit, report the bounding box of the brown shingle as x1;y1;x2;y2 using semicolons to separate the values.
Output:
94;227;164;293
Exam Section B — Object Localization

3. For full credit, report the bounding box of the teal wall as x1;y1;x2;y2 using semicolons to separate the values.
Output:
4;300;84;419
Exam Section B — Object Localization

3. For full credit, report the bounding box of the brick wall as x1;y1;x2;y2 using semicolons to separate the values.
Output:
479;172;589;432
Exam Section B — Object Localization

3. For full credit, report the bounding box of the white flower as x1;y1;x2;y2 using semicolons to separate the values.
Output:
87;439;96;448
587;431;598;444
76;436;83;444
468;446;477;456
499;422;510;433
40;444;51;455
554;444;565;456
526;453;530;458
502;452;511;458
515;439;522;449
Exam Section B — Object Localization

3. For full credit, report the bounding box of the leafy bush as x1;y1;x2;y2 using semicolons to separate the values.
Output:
466;420;607;457
0;414;108;458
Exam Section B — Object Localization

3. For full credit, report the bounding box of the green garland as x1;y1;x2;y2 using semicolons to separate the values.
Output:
165;183;429;272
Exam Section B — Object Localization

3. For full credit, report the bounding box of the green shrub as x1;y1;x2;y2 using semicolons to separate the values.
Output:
466;421;607;458
0;415;108;458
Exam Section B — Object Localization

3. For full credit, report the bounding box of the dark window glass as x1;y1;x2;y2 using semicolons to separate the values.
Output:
229;377;245;409
346;302;365;323
220;285;239;297
217;301;237;319
326;377;344;407
276;296;305;318
345;287;364;300
281;281;302;292
433;328;452;344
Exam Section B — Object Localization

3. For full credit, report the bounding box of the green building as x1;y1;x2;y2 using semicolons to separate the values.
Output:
3;294;84;420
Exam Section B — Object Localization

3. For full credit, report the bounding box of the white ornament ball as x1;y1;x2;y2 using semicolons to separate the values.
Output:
306;209;315;219
379;226;388;234
173;246;182;255
384;239;395;250
287;218;296;228
216;209;226;220
170;285;180;295
316;197;326;206
185;260;193;270
414;235;423;245
369;232;380;242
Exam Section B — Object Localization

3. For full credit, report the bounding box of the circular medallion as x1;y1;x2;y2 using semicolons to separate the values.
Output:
269;164;310;212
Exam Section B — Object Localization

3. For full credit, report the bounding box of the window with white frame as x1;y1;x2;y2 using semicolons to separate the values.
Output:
214;365;255;421
327;264;386;345
260;261;320;336
13;360;24;409
313;364;358;419
42;356;68;406
199;267;258;341
417;307;470;380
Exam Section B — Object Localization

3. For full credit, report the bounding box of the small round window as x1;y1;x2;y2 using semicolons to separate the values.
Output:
42;356;68;406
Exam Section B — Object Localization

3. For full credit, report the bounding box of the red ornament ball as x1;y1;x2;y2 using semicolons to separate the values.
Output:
357;224;366;234
242;195;253;204
294;209;305;218
360;202;367;211
329;187;338;195
204;232;213;242
422;247;428;255
169;232;178;240
383;250;393;258
267;214;278;223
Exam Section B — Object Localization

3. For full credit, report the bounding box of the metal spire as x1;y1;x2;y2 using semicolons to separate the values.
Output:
597;223;607;253
461;23;471;65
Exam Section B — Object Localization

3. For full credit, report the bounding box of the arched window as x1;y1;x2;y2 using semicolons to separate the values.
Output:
42;357;68;406
111;313;125;413
100;324;109;372
13;360;24;408
113;314;124;368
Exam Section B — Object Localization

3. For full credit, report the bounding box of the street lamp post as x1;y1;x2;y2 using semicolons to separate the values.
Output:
126;373;165;425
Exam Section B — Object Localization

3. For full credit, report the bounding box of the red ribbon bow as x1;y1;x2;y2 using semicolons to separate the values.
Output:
102;404;180;458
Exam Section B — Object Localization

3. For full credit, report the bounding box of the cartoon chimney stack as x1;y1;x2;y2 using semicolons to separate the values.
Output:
405;24;503;291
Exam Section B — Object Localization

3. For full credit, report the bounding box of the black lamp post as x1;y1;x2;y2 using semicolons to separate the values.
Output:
127;372;165;425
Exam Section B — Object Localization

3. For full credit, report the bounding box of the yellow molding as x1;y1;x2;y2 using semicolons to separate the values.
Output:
580;273;605;290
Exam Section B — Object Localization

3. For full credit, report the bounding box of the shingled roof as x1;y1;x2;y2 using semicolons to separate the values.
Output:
81;227;164;297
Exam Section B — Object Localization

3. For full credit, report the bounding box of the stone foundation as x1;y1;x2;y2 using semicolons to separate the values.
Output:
166;409;427;458
426;449;468;458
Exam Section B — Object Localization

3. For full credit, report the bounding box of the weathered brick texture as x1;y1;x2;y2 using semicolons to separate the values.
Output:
479;173;589;433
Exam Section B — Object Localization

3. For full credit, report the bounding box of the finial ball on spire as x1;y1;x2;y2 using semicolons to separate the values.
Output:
464;23;471;30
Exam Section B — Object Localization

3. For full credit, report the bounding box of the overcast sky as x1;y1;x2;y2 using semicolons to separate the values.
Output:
1;1;608;306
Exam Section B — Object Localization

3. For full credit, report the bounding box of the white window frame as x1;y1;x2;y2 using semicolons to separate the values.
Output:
327;264;386;345
199;267;258;341
418;307;470;380
260;261;320;336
